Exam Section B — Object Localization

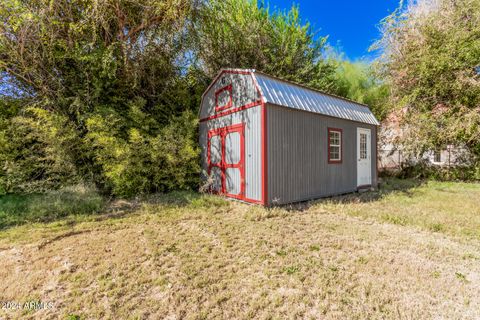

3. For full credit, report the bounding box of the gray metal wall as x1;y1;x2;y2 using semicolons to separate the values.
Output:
199;106;263;202
266;103;377;205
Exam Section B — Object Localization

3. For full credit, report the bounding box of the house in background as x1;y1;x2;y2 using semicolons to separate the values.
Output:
378;108;406;171
199;69;380;206
379;108;468;171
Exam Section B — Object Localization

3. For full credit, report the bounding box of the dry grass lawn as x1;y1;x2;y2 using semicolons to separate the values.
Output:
0;179;480;319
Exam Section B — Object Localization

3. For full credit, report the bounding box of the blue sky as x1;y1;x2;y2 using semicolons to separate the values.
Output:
267;0;400;60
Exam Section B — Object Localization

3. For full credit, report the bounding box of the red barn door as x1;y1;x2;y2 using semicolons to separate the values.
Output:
207;124;245;199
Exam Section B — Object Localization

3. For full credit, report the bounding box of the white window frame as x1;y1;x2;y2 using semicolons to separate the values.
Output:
328;128;342;163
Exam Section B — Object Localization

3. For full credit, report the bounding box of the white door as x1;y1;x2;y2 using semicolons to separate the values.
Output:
357;128;372;187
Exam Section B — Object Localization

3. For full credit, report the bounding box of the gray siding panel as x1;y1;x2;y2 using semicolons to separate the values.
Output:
267;104;377;205
200;106;262;202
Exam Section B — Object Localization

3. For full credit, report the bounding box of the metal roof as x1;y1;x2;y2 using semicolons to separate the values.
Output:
253;71;380;126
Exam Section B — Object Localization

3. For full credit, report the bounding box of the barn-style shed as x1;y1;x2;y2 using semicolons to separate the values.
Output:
199;69;380;206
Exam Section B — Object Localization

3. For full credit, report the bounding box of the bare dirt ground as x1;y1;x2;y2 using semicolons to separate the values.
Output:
1;183;480;319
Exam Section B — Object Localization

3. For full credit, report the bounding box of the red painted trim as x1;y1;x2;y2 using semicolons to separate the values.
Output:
199;69;263;120
223;123;245;199
207;123;246;200
327;127;343;164
215;84;233;112
202;70;253;102
200;101;262;122
261;103;268;206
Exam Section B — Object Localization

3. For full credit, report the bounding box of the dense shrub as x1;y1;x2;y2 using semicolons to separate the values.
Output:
86;111;200;197
395;161;480;182
0;105;80;194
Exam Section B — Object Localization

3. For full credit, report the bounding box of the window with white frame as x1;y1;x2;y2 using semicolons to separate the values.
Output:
434;150;441;163
328;128;342;163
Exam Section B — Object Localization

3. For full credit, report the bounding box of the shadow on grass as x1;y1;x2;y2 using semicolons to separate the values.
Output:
283;178;425;212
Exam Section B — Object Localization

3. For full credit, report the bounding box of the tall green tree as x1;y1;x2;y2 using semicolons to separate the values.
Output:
375;0;480;159
0;0;201;195
195;0;338;92
334;60;390;121
1;0;392;195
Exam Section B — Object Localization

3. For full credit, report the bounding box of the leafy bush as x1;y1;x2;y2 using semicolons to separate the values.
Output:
86;110;200;197
0;105;81;194
396;161;480;181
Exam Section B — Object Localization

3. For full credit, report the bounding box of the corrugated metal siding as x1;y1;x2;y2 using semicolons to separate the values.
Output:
267;104;377;205
199;106;262;201
225;168;241;195
254;72;379;126
200;71;261;120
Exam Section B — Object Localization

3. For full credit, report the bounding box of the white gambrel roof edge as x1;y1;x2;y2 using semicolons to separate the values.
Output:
252;71;380;126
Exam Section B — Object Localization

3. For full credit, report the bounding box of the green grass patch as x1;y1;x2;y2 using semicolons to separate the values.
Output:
0;185;106;230
313;178;480;240
283;265;300;275
0;179;479;319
